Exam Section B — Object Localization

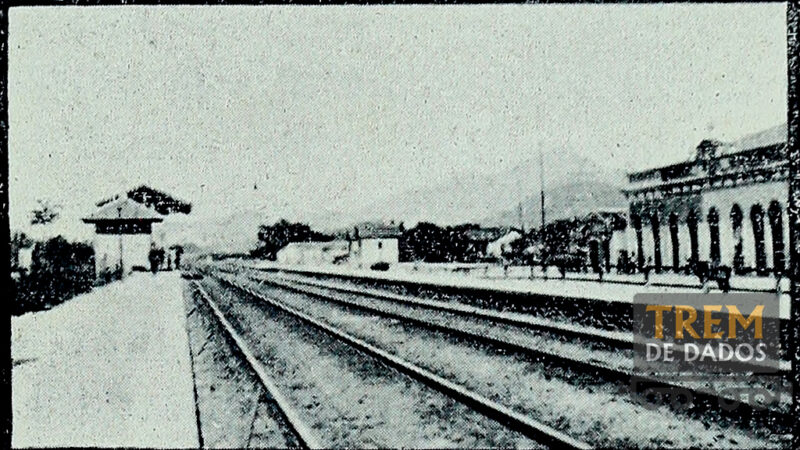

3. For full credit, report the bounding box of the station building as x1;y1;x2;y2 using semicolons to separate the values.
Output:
83;186;191;277
348;222;402;268
621;124;789;276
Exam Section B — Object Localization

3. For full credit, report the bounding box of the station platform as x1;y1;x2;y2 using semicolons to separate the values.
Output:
12;272;199;448
246;261;790;320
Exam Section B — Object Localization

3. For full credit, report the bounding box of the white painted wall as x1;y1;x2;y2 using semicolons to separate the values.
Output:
18;247;33;271
486;231;522;258
609;229;627;266
94;233;153;275
276;241;350;266
354;238;399;268
702;180;788;271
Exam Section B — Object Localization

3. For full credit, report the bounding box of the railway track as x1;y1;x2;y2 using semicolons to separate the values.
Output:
270;270;630;348
235;268;792;436
192;281;322;449
209;272;591;449
268;270;789;370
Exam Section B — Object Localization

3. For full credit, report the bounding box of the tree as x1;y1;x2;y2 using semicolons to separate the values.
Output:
30;199;61;225
251;219;332;260
400;222;450;262
13;236;95;314
445;224;482;263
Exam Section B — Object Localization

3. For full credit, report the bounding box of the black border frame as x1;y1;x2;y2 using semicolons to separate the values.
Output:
0;1;796;448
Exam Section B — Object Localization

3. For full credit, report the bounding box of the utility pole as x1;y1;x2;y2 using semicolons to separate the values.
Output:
539;149;546;229
117;206;124;280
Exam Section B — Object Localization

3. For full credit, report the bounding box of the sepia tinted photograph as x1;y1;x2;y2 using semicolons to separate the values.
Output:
6;3;796;449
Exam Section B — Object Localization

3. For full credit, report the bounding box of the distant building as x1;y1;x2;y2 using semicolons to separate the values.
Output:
82;197;164;276
10;233;34;274
622;124;788;275
83;186;191;277
462;227;509;261
486;230;522;259
349;222;402;268
276;241;350;266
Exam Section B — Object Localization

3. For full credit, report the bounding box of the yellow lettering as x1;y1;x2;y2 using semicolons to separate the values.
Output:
727;305;764;339
703;305;724;339
675;305;700;339
646;305;672;339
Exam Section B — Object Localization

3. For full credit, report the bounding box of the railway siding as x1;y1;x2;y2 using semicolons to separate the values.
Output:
253;271;792;419
221;271;786;448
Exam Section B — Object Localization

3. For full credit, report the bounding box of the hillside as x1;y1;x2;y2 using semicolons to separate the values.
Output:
174;155;628;252
483;180;627;228
349;155;627;228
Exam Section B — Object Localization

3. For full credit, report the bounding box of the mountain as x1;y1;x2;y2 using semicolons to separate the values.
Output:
158;209;268;255
348;155;627;229
731;122;786;151
171;154;628;252
483;180;627;228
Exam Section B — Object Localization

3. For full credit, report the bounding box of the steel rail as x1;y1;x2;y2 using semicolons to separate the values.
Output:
243;272;792;431
269;271;790;373
250;273;615;375
214;273;592;450
270;270;631;347
192;281;322;450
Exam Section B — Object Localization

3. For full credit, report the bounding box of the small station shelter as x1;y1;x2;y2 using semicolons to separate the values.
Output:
82;197;164;277
82;186;192;278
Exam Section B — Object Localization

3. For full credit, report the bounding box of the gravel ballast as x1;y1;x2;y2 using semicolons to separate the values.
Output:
184;282;299;448
201;277;541;448
234;275;783;448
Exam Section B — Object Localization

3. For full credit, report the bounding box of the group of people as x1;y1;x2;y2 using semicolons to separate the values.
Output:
618;251;733;292
148;244;183;274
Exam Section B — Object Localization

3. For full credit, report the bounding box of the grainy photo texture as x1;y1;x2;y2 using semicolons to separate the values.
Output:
5;3;798;449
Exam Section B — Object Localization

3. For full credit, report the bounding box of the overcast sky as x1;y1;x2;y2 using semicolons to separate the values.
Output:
9;4;787;241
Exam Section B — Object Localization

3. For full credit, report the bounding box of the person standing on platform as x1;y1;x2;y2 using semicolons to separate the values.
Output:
148;243;160;274
643;257;653;285
174;246;184;270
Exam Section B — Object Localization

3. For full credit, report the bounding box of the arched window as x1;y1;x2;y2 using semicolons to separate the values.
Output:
768;201;785;274
650;212;662;272
730;205;744;272
751;205;766;274
687;210;699;266
669;213;680;272
707;208;720;265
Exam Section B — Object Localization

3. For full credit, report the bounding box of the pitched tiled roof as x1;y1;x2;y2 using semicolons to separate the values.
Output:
96;185;192;215
354;222;402;239
127;185;192;215
82;197;164;223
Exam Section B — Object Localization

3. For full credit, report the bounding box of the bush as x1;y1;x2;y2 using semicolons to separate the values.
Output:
95;265;122;286
13;236;95;315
